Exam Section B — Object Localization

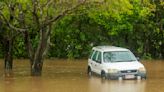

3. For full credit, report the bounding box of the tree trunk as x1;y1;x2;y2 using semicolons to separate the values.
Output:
31;60;43;76
161;42;164;59
24;26;50;76
4;38;13;70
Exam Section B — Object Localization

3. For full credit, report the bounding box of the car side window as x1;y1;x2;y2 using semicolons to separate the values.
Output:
92;51;98;61
97;51;102;63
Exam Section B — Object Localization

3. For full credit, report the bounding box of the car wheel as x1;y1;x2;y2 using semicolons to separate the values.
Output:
101;71;106;79
88;67;92;76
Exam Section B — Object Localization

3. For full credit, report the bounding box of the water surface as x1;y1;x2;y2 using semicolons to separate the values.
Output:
0;59;164;92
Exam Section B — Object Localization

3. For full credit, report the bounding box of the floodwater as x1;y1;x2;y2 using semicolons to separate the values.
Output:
0;59;164;92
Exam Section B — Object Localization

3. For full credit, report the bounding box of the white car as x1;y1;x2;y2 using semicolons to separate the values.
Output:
88;46;146;80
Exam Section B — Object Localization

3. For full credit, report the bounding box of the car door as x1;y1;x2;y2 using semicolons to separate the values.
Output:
90;50;98;73
94;51;102;74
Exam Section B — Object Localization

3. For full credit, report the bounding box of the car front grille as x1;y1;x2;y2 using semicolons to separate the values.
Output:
120;70;137;74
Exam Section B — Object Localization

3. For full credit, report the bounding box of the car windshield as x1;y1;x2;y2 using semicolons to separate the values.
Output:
103;51;137;63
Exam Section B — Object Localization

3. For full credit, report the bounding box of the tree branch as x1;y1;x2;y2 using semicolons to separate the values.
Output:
43;0;86;26
24;31;34;62
0;12;26;32
41;0;53;8
32;0;41;29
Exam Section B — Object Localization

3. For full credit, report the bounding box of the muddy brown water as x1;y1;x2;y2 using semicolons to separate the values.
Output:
0;59;164;92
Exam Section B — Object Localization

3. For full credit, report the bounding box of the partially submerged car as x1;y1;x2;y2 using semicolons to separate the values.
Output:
88;46;146;80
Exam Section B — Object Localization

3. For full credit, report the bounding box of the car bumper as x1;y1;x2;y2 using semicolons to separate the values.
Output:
106;72;146;80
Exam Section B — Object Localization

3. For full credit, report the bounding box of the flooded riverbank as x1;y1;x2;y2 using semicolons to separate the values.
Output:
0;59;164;92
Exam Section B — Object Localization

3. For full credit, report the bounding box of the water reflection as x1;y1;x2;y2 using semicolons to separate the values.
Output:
89;76;145;92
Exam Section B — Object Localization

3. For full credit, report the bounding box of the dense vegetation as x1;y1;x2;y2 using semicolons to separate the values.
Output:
0;0;164;60
51;0;164;59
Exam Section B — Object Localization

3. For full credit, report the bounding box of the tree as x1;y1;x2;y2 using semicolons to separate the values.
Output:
0;0;86;76
0;2;20;71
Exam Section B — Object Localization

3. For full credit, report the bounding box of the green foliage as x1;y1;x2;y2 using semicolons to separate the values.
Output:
0;0;164;59
142;53;152;60
13;36;27;58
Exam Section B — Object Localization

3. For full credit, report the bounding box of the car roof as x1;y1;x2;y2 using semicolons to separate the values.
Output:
93;46;129;52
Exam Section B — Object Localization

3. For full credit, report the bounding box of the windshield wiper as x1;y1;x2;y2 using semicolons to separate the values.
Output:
126;60;136;62
113;61;124;62
113;60;136;62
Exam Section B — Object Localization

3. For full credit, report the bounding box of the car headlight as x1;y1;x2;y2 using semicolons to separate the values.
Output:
138;67;146;73
108;69;119;73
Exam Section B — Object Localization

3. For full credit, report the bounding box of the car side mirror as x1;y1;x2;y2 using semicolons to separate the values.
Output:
136;57;140;61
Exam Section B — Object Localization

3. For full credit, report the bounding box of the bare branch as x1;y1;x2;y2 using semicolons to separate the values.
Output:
0;12;26;32
41;0;53;8
31;0;41;29
43;0;86;26
24;31;34;61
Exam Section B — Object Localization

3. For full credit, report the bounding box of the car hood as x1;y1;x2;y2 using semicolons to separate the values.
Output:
103;61;144;70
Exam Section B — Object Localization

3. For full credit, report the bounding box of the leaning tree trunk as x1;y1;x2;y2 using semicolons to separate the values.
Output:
31;28;50;76
4;38;13;70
